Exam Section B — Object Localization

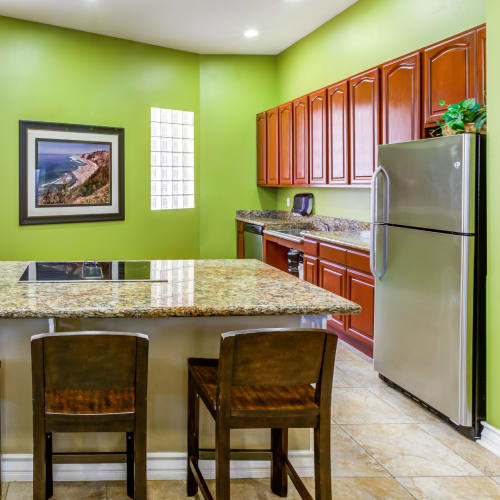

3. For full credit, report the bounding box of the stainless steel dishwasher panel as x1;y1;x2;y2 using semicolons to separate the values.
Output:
243;223;263;260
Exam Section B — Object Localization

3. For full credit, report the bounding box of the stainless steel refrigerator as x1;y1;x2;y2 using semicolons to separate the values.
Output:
371;133;486;438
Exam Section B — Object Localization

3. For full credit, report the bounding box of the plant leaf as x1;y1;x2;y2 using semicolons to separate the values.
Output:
440;99;446;106
461;98;476;110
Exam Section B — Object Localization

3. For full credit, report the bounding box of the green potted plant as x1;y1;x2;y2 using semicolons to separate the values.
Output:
437;98;486;135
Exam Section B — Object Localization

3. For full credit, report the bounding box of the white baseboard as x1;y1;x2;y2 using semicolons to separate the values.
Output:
1;450;313;482
478;421;500;457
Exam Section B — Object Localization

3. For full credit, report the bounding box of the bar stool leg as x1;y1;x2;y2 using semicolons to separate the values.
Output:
271;428;288;497
45;433;53;499
215;420;230;500
32;425;47;500
126;432;134;498
134;429;147;500
187;372;199;496
313;420;332;500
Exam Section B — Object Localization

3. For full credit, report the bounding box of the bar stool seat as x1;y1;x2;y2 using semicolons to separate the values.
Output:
190;359;318;414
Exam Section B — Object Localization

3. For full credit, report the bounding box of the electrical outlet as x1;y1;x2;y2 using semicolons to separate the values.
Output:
286;197;291;207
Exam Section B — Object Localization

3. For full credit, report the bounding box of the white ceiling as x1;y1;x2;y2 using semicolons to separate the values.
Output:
0;0;358;55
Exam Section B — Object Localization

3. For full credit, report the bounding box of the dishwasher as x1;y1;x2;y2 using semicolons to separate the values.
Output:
243;223;263;260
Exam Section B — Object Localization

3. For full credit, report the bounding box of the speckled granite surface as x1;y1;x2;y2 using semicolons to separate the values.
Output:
263;229;303;244
236;210;370;232
0;260;361;319
301;230;371;252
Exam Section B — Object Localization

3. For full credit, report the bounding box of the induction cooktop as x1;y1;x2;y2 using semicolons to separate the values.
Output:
19;261;168;283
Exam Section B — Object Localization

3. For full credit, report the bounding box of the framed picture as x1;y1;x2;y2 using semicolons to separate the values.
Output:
19;121;124;225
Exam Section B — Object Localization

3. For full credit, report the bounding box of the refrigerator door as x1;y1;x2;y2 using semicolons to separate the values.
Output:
374;134;476;234
373;225;474;426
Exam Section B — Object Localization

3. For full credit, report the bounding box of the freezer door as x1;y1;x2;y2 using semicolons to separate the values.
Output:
373;225;474;426
374;134;476;234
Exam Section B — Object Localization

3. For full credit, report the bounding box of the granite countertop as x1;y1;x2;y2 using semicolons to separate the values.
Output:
0;260;361;319
263;228;371;251
263;228;303;244
301;230;371;252
236;214;313;229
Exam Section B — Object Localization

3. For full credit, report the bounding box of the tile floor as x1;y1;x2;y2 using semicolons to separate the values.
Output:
4;341;500;499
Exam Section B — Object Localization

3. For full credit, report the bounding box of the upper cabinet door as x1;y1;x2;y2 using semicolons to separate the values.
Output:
349;68;380;184
309;89;327;184
381;52;421;144
279;102;293;186
266;107;279;186
327;80;349;185
256;112;267;186
477;26;486;104
293;96;309;185
423;31;476;127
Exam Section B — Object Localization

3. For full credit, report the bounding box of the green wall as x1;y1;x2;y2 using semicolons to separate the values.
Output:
273;0;486;221
0;16;201;261
486;0;500;428
0;17;278;262
199;56;277;258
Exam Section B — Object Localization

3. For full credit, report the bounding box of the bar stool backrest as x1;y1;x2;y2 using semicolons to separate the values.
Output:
217;328;337;409
31;331;149;415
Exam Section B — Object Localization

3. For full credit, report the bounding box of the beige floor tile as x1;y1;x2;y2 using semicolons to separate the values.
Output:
1;484;8;500
108;480;188;499
368;385;441;424
332;388;416;424
397;476;500;499
6;482;31;500
335;359;385;389
336;342;372;365
333;366;358;388
331;426;389;477
329;477;413;499
6;481;105;500
418;422;500;476
342;424;483;477
108;478;305;499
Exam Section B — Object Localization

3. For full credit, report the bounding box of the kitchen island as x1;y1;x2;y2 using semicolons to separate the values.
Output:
0;259;360;481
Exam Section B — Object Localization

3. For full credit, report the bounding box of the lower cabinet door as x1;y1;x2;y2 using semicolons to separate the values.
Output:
319;260;347;329
303;255;318;285
346;269;375;342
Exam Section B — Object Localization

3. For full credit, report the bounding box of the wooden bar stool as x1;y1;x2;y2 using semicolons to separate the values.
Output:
187;328;338;500
31;331;149;500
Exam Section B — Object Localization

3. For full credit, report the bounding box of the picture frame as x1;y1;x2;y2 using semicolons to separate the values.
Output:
19;120;124;225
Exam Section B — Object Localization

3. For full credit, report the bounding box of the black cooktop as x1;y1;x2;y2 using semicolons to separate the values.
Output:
19;261;167;283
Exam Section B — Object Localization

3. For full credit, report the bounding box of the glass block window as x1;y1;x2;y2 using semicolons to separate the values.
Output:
151;107;195;210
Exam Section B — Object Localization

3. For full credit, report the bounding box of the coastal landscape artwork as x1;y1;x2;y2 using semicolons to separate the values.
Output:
20;121;124;225
36;140;111;207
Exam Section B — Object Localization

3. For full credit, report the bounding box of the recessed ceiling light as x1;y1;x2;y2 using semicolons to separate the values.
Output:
244;29;259;39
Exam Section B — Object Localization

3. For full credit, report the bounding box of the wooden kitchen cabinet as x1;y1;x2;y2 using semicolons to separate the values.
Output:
303;255;318;285
382;52;421;144
327;80;349;184
293;96;309;185
256;24;485;188
266;107;279;186
279;102;293;185
319;260;346;330
477;25;486;103
349;68;380;184
423;30;477;127
309;89;327;184
345;269;375;347
256;112;267;185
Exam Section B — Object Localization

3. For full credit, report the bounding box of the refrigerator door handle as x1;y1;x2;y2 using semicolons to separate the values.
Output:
370;224;388;280
371;167;390;279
